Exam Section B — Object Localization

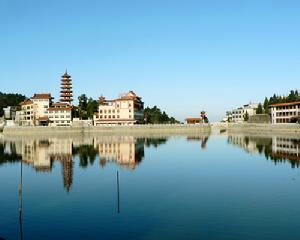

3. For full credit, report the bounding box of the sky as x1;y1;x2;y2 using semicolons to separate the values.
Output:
0;0;299;121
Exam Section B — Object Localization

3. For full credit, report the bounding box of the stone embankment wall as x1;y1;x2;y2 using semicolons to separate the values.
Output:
3;124;211;136
213;123;300;134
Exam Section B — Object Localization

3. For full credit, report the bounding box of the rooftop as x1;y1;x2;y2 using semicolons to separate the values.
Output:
31;93;53;100
20;99;33;106
269;101;300;107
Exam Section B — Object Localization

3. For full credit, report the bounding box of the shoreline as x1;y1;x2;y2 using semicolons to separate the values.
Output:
212;122;300;135
2;124;211;136
2;123;300;136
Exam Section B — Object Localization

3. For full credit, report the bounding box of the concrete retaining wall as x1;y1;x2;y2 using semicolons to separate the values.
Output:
3;124;211;136
224;123;300;134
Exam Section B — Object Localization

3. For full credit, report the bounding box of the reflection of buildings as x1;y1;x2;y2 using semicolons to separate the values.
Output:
94;136;144;169
272;137;300;167
0;135;171;192
228;135;263;154
186;135;209;149
1;138;74;191
228;134;300;168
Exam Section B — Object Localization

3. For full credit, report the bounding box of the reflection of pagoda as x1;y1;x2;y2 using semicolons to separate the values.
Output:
11;138;75;192
60;70;73;105
61;157;73;192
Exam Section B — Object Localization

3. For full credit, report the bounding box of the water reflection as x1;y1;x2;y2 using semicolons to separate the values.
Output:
0;136;171;192
228;134;300;168
186;135;209;149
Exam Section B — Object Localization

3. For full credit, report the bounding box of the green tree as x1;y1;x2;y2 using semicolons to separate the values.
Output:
263;97;269;114
244;111;249;121
78;94;88;111
0;92;26;117
78;94;88;119
256;103;263;114
144;106;179;124
87;98;99;118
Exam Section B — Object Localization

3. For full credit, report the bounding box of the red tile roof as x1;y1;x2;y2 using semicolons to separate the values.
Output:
20;99;33;105
52;102;70;107
269;101;300;107
31;93;53;99
185;118;202;121
47;107;72;111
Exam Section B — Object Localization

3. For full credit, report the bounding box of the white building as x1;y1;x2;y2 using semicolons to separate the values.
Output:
47;102;72;126
228;103;258;123
20;94;53;126
270;101;300;124
93;91;144;126
19;94;72;126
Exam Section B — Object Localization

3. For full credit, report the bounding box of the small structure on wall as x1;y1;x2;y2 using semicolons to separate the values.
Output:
186;111;209;124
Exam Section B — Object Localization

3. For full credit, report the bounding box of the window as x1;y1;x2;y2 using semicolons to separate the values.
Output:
100;110;103;113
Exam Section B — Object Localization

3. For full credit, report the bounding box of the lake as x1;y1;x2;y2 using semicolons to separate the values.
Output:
0;132;300;240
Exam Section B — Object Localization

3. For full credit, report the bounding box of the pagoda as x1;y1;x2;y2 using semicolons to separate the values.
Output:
60;70;73;105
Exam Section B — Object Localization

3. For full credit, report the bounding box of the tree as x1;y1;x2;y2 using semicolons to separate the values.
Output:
87;98;99;118
256;103;263;114
0;92;26;117
78;94;89;119
287;90;297;102
244;111;249;121
78;94;88;111
263;97;269;114
143;106;179;124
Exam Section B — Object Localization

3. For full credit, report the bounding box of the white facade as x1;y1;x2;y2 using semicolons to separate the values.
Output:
19;94;72;126
270;102;300;124
229;103;258;123
93;91;144;126
47;103;72;127
20;94;53;126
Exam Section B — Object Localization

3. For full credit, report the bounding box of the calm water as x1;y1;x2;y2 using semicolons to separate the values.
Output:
0;133;300;240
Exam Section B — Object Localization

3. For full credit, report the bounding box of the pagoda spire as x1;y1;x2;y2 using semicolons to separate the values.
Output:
60;70;73;105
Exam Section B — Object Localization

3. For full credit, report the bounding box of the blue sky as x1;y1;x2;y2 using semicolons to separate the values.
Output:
0;0;299;121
